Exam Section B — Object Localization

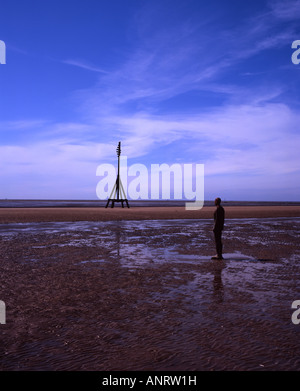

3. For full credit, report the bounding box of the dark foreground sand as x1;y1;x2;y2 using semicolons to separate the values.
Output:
0;206;300;371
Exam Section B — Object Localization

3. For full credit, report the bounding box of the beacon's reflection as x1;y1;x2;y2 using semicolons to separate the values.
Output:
115;226;121;259
212;261;226;303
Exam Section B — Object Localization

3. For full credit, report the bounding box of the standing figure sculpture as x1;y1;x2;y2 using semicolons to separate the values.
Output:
211;197;224;260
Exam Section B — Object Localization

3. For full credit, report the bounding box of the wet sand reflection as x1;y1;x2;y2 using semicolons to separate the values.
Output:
0;218;300;370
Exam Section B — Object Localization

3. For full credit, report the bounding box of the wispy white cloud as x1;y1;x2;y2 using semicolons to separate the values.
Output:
269;0;300;20
62;59;109;74
103;102;300;173
0;119;47;131
71;0;297;121
6;42;30;56
1;99;299;199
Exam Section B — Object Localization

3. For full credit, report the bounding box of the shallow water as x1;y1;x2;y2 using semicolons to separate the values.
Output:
1;217;300;370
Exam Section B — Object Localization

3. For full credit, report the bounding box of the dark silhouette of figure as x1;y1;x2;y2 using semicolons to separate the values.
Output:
211;197;225;260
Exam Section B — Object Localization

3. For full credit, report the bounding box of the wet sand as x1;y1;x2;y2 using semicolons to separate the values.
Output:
0;207;300;371
1;205;300;223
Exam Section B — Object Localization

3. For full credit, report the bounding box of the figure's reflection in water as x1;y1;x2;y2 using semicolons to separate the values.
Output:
212;261;226;303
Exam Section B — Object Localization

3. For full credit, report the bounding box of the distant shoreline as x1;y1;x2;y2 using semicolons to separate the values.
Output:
1;199;300;208
1;205;300;223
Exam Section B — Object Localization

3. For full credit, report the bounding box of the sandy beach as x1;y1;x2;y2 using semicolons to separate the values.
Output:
0;205;300;371
1;205;300;223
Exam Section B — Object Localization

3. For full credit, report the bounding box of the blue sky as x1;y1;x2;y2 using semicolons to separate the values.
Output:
0;0;300;201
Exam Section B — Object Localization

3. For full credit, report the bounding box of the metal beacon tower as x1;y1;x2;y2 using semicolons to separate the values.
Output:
105;141;130;208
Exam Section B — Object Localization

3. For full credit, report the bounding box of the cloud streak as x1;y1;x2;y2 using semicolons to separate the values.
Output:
62;59;109;74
